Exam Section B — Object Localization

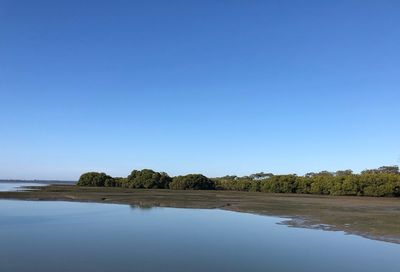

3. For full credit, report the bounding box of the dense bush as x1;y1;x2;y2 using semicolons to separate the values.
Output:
260;175;298;193
77;172;115;187
169;174;215;190
126;169;171;189
213;166;400;197
214;176;260;192
76;166;400;197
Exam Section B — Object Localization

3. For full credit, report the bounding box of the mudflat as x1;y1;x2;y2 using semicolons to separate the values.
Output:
1;185;400;244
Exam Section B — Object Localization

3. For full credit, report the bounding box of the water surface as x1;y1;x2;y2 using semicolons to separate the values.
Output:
0;200;399;272
0;181;46;192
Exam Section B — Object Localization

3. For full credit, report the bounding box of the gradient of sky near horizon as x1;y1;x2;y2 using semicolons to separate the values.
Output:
1;0;399;180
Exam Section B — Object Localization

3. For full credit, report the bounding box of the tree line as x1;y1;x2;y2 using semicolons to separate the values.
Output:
77;166;400;197
77;169;214;190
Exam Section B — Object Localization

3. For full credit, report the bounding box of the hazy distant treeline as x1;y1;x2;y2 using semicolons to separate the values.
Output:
77;166;400;197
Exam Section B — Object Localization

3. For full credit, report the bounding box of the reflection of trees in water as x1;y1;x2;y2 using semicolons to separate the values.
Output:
129;202;160;210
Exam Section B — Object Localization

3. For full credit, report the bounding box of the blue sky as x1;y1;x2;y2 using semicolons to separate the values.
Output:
1;1;399;180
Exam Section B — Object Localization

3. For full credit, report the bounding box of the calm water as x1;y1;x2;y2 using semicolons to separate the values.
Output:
0;181;46;192
0;199;399;272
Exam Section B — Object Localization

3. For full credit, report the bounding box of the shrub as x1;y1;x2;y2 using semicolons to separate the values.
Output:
77;172;114;187
169;174;215;190
127;169;172;189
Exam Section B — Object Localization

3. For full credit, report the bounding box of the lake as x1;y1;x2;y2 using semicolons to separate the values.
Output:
0;184;399;272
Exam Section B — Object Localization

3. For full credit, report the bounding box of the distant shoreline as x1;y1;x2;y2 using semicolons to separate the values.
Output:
1;184;400;245
0;179;76;184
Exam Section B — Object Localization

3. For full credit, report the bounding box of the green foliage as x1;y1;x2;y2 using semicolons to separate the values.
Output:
214;176;260;192
169;174;215;190
114;177;128;187
358;173;400;197
260;175;298;193
126;169;172;189
77;172;114;187
76;165;400;197
295;177;312;194
214;167;400;197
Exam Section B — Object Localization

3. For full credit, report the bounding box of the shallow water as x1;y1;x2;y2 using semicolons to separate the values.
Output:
0;200;399;272
0;181;46;192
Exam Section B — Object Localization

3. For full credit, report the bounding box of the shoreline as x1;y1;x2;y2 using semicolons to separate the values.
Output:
1;184;400;244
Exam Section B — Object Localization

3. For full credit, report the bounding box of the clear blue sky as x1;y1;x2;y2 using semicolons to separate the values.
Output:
1;1;399;180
